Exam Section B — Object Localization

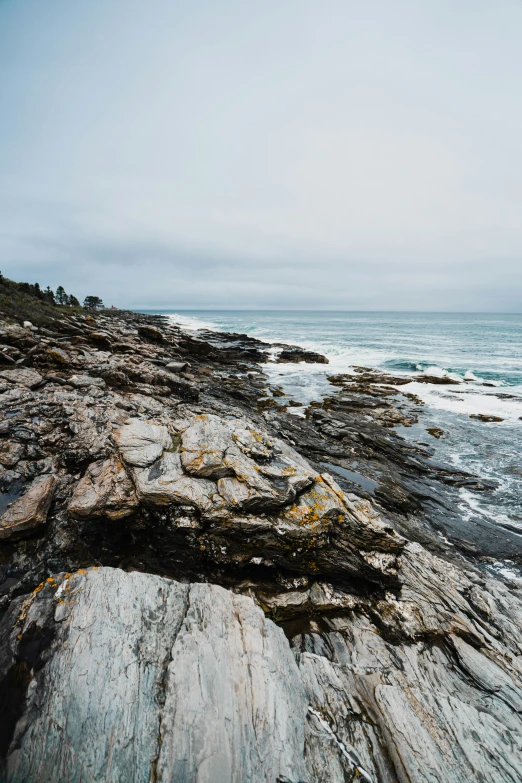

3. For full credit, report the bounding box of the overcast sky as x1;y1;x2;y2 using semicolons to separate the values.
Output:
1;0;522;310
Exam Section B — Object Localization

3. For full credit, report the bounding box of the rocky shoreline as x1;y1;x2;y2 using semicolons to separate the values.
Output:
1;308;522;782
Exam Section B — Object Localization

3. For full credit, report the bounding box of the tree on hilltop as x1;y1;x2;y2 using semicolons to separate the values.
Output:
43;286;55;305
55;285;68;305
67;294;80;307
83;295;104;310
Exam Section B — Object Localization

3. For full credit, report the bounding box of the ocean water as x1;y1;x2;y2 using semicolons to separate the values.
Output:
151;311;522;540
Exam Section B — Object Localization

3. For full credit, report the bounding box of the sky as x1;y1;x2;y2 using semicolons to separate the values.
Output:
1;0;522;311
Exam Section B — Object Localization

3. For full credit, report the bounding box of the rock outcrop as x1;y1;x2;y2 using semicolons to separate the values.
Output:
1;564;521;783
0;307;521;782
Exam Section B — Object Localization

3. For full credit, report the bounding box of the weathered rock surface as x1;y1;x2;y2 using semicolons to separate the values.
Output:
166;360;188;372
0;368;42;389
1;568;309;783
0;475;56;540
110;413;404;584
67;457;138;520
0;306;521;782
1;565;522;783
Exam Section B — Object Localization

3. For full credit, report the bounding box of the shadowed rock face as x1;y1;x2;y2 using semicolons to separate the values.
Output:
0;475;56;540
1;308;522;782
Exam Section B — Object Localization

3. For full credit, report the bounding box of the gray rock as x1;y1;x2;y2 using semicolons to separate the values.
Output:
0;474;57;540
5;564;520;783
132;451;219;511
0;367;43;388
3;568;309;783
114;419;172;467
68;374;106;389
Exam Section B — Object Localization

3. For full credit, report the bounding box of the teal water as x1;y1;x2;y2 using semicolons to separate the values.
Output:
147;310;522;543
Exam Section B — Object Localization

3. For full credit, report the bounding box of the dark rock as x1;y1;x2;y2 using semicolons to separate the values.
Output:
165;361;188;373
138;324;164;342
277;348;329;364
416;374;460;385
0;475;56;540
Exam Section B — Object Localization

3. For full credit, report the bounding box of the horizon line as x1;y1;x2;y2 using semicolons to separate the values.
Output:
135;308;522;315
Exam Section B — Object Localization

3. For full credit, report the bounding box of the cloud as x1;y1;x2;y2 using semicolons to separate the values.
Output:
1;0;521;310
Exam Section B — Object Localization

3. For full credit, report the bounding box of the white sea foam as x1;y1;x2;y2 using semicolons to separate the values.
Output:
153;309;522;532
166;313;219;331
401;381;522;422
486;561;522;582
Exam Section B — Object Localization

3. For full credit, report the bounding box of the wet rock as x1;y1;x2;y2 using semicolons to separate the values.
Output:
415;374;460;385
277;347;329;364
0;474;57;540
470;413;504;423
166;361;188;372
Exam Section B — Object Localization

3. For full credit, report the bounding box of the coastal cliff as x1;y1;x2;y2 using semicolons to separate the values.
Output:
1;306;521;782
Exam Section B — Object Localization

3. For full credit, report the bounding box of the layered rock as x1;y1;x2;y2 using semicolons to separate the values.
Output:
1;565;521;783
1;568;309;783
109;413;405;584
1;308;521;783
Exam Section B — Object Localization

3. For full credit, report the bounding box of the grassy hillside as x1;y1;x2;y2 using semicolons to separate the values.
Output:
0;274;88;326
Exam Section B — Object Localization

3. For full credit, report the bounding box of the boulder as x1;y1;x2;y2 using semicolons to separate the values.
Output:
68;457;138;520
113;419;173;467
277;347;329;364
138;324;164;342
165;361;188;372
68;374;106;389
0;475;57;540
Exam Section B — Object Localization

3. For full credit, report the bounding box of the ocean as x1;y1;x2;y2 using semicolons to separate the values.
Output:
148;310;522;558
